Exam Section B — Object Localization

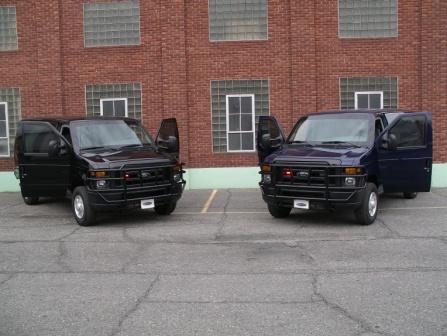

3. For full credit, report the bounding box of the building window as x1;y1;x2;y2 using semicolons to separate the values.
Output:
83;0;141;47
339;0;398;38
0;88;21;157
355;91;384;109
211;80;269;153
100;98;128;117
340;77;398;109
0;6;18;51
86;83;141;119
226;94;255;152
0;103;9;156
209;0;268;41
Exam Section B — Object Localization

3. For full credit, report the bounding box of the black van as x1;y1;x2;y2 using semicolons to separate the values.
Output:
14;117;185;226
257;110;433;225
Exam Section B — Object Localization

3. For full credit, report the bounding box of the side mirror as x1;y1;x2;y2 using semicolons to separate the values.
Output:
381;133;398;151
158;136;178;153
48;140;60;157
166;136;178;153
261;134;272;149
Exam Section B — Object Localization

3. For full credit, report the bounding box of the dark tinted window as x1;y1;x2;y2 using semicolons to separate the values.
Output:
23;123;58;154
390;116;426;148
61;126;72;145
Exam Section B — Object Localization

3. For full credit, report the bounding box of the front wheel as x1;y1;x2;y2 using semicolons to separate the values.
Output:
267;204;292;218
154;201;177;215
72;186;96;226
355;183;379;225
403;192;417;199
23;196;39;205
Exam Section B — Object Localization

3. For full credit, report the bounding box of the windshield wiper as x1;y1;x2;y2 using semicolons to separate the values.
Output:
289;141;314;146
81;146;107;151
320;141;361;148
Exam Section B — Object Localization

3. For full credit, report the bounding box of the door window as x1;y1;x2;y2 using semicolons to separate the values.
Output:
23;123;58;154
0;102;9;156
100;98;128;117
389;115;426;148
226;94;255;152
355;91;384;109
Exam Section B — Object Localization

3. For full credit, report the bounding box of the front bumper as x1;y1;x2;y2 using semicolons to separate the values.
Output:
87;182;185;210
260;183;366;209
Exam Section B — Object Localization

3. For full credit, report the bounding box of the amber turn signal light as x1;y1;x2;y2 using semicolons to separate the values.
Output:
261;164;271;173
343;167;362;175
89;171;107;178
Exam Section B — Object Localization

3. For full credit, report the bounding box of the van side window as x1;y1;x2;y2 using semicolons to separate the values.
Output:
23;123;58;154
389;116;426;148
61;126;72;145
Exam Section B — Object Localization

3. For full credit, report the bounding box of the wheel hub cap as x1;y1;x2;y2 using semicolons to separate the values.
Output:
368;192;378;217
74;195;85;219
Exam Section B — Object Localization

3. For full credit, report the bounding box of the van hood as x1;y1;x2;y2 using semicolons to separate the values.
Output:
266;145;368;166
80;148;174;169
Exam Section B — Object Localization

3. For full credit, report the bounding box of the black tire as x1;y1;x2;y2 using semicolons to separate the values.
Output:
72;186;96;226
403;192;417;199
267;204;292;218
154;201;177;216
23;196;39;205
355;183;379;225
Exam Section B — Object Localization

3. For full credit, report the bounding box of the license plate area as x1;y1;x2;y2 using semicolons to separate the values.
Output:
141;199;155;209
294;199;309;210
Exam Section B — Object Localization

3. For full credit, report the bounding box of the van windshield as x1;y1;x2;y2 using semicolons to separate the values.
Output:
70;119;154;151
288;113;372;147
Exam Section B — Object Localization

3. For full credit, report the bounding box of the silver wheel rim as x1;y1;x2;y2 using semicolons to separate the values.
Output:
368;192;378;217
74;195;85;219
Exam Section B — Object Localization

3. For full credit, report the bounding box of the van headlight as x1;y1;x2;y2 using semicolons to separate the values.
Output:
263;174;272;184
96;180;108;189
344;177;356;187
173;173;182;183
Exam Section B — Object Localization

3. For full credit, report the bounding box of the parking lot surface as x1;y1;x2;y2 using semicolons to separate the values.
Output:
0;189;446;336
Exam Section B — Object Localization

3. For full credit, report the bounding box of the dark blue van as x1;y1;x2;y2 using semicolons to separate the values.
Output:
256;110;432;225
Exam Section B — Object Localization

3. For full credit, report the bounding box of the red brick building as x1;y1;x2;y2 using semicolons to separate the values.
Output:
0;0;446;189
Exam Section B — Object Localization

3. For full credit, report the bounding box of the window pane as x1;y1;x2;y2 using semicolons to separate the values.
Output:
339;0;397;38
0;138;8;155
0;104;5;120
241;132;254;150
83;0;140;47
114;100;126;117
241;97;252;114
0;6;18;50
228;133;241;151
370;94;382;108
228;97;240;115
209;0;268;41
229;114;240;132
23;124;58;154
102;101;114;116
391;116;426;147
357;94;369;109
241;114;253;132
0;121;6;138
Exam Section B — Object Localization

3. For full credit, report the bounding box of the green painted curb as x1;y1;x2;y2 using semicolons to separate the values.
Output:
1;163;446;192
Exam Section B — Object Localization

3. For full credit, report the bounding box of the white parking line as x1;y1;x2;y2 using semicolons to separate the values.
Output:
177;205;447;216
201;189;218;214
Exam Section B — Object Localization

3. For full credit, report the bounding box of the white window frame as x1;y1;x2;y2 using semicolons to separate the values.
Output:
0;102;10;157
355;91;384;110
226;94;256;153
100;98;128;117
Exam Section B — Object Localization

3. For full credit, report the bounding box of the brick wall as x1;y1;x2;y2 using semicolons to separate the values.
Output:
0;0;445;171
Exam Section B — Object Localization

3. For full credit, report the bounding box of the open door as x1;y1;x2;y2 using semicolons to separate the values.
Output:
156;118;179;159
18;121;71;197
256;116;285;163
378;112;432;192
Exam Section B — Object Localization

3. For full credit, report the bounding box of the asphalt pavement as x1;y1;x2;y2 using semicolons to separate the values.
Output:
0;189;446;336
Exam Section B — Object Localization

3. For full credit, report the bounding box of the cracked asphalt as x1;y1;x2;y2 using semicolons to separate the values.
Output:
0;189;446;336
